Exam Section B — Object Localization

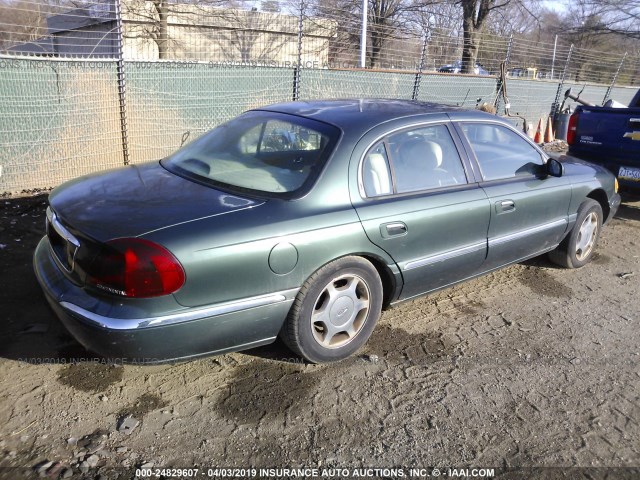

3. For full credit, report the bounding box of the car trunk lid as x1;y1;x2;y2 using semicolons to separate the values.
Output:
48;161;263;242
46;162;263;286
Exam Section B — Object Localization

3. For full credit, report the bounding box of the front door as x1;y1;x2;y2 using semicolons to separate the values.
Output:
455;121;572;270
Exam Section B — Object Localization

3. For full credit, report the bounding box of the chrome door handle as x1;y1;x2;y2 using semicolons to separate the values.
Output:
381;222;408;238
496;199;515;213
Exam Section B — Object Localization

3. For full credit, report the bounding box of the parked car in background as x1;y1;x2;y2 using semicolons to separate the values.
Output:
507;67;538;79
567;88;640;190
34;99;620;364
438;60;490;76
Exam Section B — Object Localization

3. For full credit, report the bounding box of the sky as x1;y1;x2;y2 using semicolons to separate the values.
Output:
542;0;569;13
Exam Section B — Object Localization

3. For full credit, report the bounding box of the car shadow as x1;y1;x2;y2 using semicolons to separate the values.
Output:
520;253;563;270
241;338;308;364
0;195;100;365
0;285;99;365
616;193;640;222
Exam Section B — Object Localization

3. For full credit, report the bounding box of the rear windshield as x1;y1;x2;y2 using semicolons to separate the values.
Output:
163;111;339;197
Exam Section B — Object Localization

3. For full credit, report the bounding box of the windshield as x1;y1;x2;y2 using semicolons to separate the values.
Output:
163;111;339;197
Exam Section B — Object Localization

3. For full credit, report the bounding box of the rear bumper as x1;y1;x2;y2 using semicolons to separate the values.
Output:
33;237;296;363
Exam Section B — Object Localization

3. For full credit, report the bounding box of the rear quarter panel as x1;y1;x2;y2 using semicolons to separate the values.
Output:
144;142;399;309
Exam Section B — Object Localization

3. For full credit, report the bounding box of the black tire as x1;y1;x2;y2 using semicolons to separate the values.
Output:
548;199;603;269
280;256;383;363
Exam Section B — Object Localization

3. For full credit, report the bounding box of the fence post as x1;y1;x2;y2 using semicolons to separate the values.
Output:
551;34;557;80
292;0;304;101
412;33;428;101
494;35;513;111
360;0;368;68
114;0;130;166
550;44;573;121
603;52;627;104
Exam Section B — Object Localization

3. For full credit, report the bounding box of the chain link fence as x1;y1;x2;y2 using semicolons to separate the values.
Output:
1;0;639;194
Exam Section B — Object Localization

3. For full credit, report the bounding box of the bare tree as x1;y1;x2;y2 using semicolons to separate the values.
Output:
406;1;462;69
308;0;421;68
261;0;281;12
305;0;359;66
459;0;512;73
407;0;519;73
367;0;410;67
211;7;293;63
574;0;640;40
484;0;540;36
0;0;81;51
151;0;169;58
123;0;231;59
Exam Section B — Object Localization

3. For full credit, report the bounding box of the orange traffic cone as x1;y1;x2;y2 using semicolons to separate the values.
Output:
544;116;555;143
533;118;544;143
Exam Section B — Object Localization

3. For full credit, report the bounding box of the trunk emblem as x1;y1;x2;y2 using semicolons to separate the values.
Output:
623;131;640;141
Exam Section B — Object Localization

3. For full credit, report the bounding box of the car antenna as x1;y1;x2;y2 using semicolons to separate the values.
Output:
461;88;471;106
181;131;191;147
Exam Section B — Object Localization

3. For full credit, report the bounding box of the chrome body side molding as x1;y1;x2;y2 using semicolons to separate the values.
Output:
488;218;568;247
404;242;486;271
60;288;299;331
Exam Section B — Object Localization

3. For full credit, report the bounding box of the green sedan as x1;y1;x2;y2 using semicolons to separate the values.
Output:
33;99;621;363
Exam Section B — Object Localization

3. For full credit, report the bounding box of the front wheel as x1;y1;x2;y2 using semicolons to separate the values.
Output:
549;199;603;269
280;256;383;363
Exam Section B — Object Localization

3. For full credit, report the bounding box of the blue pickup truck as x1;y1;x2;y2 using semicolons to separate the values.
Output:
567;88;640;190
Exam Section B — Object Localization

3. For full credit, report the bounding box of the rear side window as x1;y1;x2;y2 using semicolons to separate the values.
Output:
164;111;338;198
460;123;543;181
361;124;467;197
362;142;393;197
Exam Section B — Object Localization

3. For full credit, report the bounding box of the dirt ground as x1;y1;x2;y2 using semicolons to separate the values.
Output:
0;189;639;479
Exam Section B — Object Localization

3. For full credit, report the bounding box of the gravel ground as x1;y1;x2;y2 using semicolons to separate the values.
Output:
0;188;639;480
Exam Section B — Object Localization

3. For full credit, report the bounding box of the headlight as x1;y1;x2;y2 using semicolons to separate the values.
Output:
615;177;619;193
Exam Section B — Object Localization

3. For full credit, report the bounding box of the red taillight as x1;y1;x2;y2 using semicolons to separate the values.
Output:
86;238;185;298
567;112;579;145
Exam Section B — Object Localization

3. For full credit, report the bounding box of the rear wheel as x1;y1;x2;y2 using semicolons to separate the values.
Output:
280;256;383;363
549;199;603;269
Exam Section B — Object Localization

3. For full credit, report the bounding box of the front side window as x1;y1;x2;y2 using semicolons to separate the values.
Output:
460;123;544;181
163;112;338;197
361;124;467;197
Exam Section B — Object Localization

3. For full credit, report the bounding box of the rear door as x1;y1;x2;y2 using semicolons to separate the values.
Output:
350;119;491;300
453;119;572;270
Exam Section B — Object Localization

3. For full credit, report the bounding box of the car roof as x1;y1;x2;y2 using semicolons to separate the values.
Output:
254;98;487;134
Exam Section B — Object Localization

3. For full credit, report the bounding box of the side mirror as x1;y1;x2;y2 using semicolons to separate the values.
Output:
546;158;564;177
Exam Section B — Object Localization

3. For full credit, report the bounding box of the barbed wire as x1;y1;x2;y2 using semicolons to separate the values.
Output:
0;0;637;86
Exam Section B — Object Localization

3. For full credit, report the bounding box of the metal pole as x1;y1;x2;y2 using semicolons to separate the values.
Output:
494;35;513;111
551;34;557;80
114;0;130;166
550;44;573;121
293;0;304;101
412;33;428;101
603;52;627;104
360;0;368;68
